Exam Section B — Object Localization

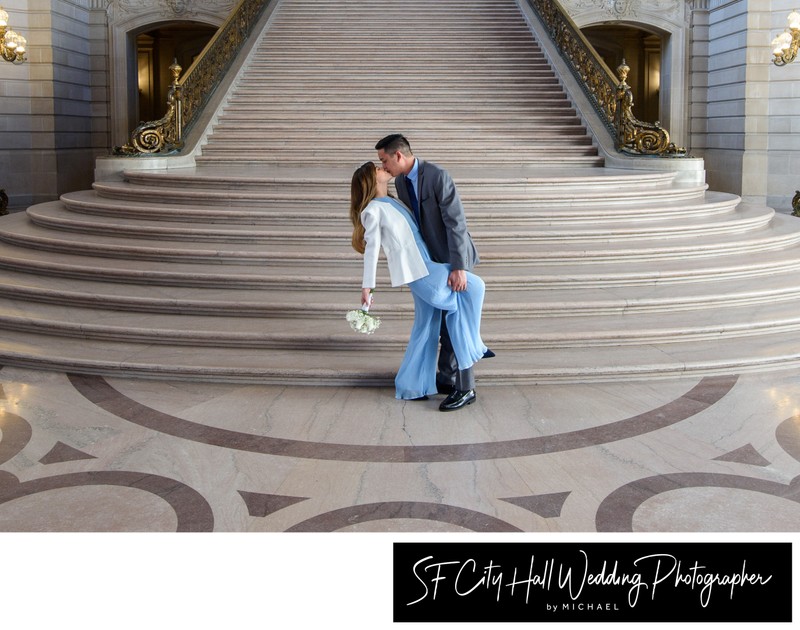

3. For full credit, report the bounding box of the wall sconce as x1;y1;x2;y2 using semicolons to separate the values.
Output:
0;6;26;64
772;10;800;66
771;11;800;216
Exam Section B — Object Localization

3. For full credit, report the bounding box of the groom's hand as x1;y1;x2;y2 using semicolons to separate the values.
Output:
448;269;467;292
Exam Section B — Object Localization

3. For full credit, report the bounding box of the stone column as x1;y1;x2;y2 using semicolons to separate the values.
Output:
741;1;774;206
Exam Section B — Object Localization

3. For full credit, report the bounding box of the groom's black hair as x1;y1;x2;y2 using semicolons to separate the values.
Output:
375;134;413;156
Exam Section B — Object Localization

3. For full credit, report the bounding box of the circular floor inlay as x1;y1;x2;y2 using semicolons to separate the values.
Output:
0;411;32;465
68;374;738;463
0;470;214;532
596;472;800;532
0;485;179;532
632;486;800;532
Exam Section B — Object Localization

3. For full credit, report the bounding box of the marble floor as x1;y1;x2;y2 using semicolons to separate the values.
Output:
2;364;798;626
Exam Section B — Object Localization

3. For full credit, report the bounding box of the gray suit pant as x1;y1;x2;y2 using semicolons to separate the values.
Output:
437;318;475;391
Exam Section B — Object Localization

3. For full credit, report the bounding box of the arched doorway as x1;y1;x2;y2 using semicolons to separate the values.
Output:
582;24;665;125
548;2;689;148
107;5;228;149
133;23;217;128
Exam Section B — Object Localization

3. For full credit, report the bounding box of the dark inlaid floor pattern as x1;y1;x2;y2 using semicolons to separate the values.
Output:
2;366;799;533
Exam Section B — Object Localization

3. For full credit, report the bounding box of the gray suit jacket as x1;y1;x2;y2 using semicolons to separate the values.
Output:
395;159;479;271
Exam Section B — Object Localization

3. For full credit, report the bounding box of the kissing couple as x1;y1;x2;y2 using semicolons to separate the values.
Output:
349;134;493;412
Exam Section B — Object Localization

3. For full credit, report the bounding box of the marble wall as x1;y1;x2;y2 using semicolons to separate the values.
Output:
689;0;749;199
0;0;228;211
690;0;800;212
0;0;105;211
766;0;800;211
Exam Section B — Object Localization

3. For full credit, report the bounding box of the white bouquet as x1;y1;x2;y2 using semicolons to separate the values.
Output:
347;291;380;334
346;306;381;334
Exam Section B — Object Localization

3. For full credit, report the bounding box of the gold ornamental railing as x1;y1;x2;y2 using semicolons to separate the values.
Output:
115;0;270;155
526;0;687;157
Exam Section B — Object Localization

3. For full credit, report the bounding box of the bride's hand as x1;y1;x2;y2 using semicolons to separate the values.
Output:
361;288;374;308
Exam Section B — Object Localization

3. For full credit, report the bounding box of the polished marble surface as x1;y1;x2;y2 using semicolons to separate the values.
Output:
2;365;798;627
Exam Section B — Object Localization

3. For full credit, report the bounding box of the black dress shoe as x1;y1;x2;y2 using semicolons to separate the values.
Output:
483;349;496;359
410;395;429;401
439;389;476;411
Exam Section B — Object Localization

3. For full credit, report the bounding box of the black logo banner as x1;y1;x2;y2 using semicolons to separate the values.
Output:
393;542;791;623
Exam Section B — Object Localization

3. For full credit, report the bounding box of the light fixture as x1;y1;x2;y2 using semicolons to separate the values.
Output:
0;6;26;64
772;10;800;66
770;11;800;216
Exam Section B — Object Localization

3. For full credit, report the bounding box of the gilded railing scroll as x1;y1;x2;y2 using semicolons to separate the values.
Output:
116;60;183;154
614;59;685;156
525;0;687;157
115;0;269;156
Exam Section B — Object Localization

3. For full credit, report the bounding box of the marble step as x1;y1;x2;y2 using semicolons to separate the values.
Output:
216;102;575;113
194;153;605;167
207;123;588;136
272;6;524;14
212;115;582;128
206;134;593;147
230;88;565;98
2;208;791;264
231;85;563;95
241;65;552;76
275;18;520;23
4;297;800;351
210;113;584;127
4;287;800;337
200;145;598;158
250;42;544;49
275;0;519;6
274;18;522;23
195;155;606;167
219;107;573;118
59;190;739;225
2;328;800;384
1;219;799;287
206;130;591;144
106;168;688;202
222;98;572;118
26;200;767;243
3;266;800;317
244;59;548;69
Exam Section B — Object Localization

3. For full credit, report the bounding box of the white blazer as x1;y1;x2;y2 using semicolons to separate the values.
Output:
361;198;429;288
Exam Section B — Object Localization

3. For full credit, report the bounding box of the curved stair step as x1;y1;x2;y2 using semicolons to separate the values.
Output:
1;231;799;289
115;166;679;194
2;264;800;317
2;210;793;264
3;297;800;349
2;329;800;384
89;181;706;209
60;189;737;224
27;200;768;243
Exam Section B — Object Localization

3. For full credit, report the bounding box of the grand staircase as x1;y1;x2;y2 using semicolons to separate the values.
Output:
1;0;800;384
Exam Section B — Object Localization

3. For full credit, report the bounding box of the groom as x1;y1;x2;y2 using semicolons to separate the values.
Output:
375;133;481;412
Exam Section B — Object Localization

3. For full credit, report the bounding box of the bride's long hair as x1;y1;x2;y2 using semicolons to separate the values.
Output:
349;161;378;254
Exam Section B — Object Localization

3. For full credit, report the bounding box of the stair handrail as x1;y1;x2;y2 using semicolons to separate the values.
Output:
524;0;687;157
114;0;270;156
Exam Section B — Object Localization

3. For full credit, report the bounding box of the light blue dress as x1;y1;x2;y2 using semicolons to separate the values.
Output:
377;197;488;400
